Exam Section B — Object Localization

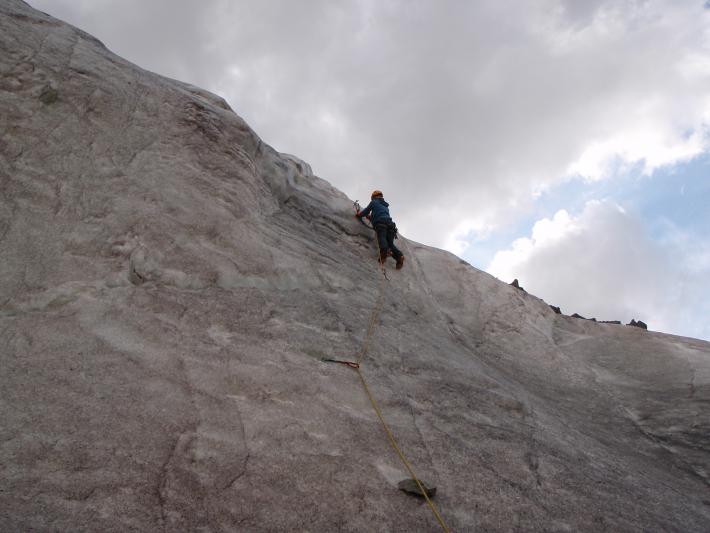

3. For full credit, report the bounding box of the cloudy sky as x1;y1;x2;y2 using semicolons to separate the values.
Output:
32;0;710;340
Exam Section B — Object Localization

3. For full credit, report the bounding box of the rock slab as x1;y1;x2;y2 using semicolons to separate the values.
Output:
1;1;710;531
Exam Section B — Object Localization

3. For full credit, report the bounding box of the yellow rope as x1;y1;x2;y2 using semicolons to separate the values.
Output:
352;240;452;533
355;368;451;532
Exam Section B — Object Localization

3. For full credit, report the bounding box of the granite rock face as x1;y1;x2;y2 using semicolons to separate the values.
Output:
2;2;710;531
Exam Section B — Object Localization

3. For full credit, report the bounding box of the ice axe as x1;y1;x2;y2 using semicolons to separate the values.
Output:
353;200;371;228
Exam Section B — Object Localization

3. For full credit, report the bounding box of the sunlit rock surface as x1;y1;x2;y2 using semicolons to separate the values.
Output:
1;1;709;531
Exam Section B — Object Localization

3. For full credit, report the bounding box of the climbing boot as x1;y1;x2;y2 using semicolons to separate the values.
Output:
396;255;405;270
379;250;388;264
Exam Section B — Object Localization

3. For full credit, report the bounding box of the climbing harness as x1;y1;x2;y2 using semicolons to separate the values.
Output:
325;206;452;533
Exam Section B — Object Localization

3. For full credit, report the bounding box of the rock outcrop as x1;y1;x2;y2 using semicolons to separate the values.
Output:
1;2;709;532
510;278;526;292
571;312;597;321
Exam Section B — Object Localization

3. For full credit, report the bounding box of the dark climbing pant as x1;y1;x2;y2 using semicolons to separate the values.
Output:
374;222;402;263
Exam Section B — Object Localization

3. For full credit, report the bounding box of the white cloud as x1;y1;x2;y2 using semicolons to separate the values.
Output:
487;200;710;340
443;219;497;257
567;116;709;181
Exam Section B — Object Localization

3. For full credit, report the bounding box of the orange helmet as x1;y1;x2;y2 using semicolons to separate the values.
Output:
371;190;383;199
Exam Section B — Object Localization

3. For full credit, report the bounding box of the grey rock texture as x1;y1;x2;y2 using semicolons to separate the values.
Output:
1;2;709;531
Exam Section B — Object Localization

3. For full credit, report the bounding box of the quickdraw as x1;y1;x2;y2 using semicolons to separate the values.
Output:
320;358;360;370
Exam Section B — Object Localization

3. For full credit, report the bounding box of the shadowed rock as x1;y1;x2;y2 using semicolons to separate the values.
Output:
38;83;58;104
398;478;437;499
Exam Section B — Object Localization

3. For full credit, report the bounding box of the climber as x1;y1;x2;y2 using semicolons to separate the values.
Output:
356;190;405;269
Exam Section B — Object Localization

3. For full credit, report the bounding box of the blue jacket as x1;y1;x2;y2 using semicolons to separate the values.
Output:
358;198;393;225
